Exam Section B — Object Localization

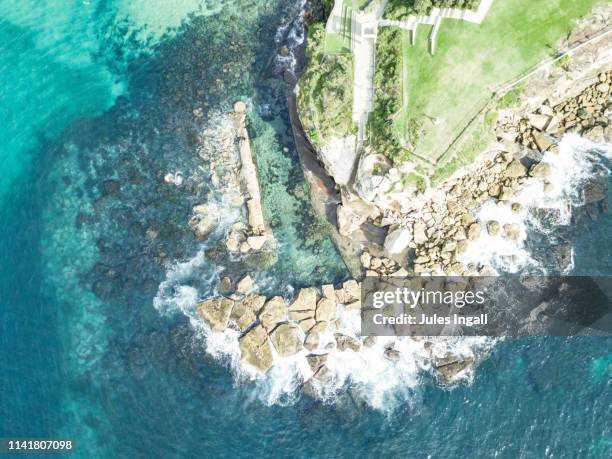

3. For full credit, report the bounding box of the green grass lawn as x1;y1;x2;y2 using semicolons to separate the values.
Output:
324;32;352;54
394;24;433;154
395;0;606;162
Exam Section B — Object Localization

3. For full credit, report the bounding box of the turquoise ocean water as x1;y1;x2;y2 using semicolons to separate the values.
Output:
0;0;611;457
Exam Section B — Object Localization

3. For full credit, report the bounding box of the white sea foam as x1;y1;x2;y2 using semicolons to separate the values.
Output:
459;134;612;274
155;256;495;410
153;134;611;410
274;0;306;75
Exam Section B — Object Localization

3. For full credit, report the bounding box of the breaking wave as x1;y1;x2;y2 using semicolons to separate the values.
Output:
459;134;612;274
154;134;610;411
273;0;306;75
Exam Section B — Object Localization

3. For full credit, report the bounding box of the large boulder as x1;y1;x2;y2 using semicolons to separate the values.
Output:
235;275;253;295
467;222;482;241
319;135;358;186
583;125;606;143
258;296;286;332
306;354;328;372
529;162;551;178
269;323;303;357
193;215;219;240
304;322;329;351
191;203;220;239
549;243;573;272
298;318;316;333
486;220;500;236
337;204;362;237
355;153;392;203
335;280;360;304
336;195;379;236
435;356;474;382
239;325;274;372
499;186;514;201
230;295;266;331
384;226;413;254
334;333;361;352
527;113;551;131
196;297;234;332
321;284;336;302
504;159;527;178
413;221;427;245
384;348;401;361
290;309;315;322
289;288;317;321
315;298;337;322
533;131;554;152
289;288;317;311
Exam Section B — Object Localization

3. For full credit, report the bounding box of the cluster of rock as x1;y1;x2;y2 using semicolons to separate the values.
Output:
359;250;408;277
196;281;362;376
500;70;612;149
372;70;612;274
197;280;474;384
225;221;269;253
379;152;539;274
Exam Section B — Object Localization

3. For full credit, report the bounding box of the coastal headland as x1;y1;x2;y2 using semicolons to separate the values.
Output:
193;0;611;391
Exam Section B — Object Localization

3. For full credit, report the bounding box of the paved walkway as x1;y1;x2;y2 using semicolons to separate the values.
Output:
351;1;388;141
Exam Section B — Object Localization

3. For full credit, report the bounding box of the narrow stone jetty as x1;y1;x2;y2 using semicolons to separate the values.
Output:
233;101;266;235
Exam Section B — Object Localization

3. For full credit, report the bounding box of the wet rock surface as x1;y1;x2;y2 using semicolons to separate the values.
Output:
347;70;612;277
194;281;478;384
239;325;274;373
435;356;475;383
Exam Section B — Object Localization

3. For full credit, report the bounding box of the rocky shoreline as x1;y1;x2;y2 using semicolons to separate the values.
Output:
196;279;475;384
290;4;612;278
375;71;611;276
192;4;611;390
285;19;387;277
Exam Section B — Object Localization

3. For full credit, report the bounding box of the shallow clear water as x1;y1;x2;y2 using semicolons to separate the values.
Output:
0;0;611;457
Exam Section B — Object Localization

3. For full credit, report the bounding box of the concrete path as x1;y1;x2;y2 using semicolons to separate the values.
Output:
348;0;388;141
326;0;346;35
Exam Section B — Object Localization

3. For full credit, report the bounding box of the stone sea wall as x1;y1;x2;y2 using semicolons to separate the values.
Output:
185;103;274;257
